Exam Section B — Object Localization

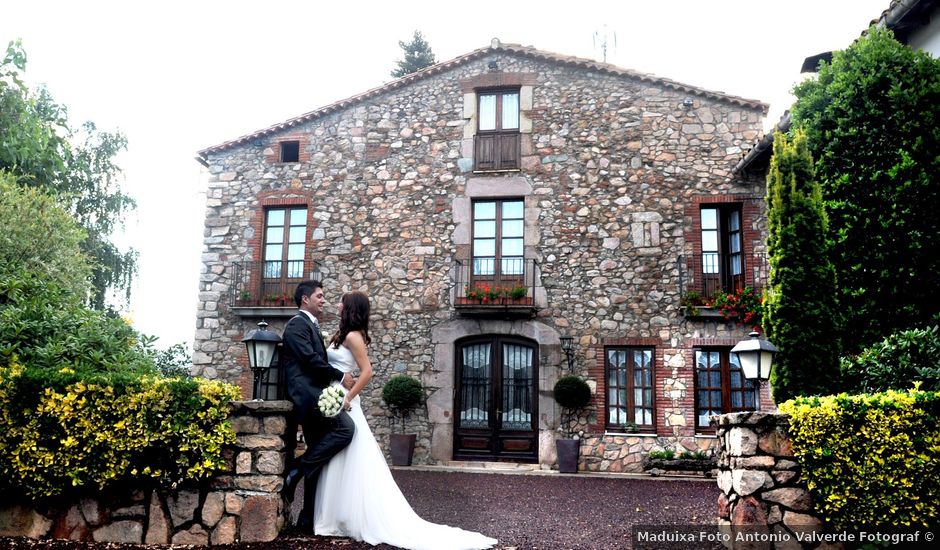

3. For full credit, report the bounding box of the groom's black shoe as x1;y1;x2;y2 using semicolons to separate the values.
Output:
281;466;302;501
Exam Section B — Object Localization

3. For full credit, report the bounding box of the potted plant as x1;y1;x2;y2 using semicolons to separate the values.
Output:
381;375;424;466
553;375;592;473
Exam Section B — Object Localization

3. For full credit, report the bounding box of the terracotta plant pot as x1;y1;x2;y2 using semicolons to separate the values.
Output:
390;433;417;466
556;438;580;473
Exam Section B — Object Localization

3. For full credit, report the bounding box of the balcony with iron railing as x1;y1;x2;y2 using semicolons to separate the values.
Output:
454;258;539;317
230;259;321;316
678;253;768;322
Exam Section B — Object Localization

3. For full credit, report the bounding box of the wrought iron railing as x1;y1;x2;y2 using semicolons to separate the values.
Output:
230;259;321;307
454;258;539;308
678;253;768;302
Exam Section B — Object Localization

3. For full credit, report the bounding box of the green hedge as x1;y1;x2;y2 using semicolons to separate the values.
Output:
779;389;940;529
0;361;239;500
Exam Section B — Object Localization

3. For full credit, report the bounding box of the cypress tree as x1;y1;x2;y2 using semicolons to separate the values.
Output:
765;130;841;401
391;31;437;78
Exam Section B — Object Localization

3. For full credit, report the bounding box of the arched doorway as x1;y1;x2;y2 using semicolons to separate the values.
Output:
453;335;539;462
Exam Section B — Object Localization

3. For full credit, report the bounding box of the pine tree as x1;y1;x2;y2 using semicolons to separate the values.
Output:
764;130;841;401
391;31;436;78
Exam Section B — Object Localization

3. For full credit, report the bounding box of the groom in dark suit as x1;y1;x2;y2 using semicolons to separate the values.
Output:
280;279;355;533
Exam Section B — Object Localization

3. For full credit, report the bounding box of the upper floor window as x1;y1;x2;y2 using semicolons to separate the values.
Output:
472;199;524;280
694;348;757;431
475;89;520;171
700;205;744;297
280;140;300;162
264;207;307;280
605;347;655;432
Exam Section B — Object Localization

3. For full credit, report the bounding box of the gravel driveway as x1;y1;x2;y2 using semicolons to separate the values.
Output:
1;469;720;550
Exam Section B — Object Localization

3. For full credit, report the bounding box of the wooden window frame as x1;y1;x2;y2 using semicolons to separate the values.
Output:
693;347;758;432
262;206;308;287
604;347;656;433
474;88;521;171
470;198;524;285
699;204;745;297
280;140;300;163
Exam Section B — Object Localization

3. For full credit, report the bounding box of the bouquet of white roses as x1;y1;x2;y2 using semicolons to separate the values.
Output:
318;385;346;417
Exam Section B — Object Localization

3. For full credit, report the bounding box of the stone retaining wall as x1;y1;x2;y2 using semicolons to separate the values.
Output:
714;411;825;548
0;401;290;545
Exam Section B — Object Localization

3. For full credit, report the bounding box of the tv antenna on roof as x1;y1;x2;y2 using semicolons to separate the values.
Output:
593;25;617;63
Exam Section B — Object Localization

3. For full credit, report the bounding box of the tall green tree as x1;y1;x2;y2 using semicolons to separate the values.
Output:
790;27;940;354
0;40;136;309
0;171;91;299
391;31;437;78
764;130;841;401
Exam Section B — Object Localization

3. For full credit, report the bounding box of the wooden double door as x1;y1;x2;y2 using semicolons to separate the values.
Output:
453;336;539;463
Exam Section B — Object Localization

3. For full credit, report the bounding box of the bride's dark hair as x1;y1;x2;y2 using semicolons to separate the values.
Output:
329;291;371;348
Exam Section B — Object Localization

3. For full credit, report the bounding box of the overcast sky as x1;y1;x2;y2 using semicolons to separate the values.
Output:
2;0;888;349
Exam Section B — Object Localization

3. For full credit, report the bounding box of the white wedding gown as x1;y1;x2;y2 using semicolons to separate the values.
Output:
314;344;497;550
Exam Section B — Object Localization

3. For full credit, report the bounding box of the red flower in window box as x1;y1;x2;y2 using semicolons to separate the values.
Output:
711;286;763;331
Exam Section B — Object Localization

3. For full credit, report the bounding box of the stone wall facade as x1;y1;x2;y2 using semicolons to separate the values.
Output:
0;401;289;545
194;40;771;472
715;411;825;548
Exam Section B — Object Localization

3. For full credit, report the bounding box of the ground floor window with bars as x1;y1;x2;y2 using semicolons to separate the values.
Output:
605;347;655;432
694;348;757;430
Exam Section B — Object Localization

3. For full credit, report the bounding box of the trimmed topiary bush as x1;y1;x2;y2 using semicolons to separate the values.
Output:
553;375;591;409
382;375;423;432
780;389;940;529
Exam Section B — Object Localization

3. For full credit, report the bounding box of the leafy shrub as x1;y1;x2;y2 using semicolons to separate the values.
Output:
841;326;940;393
553;375;591;409
779;389;940;529
0;361;239;500
0;270;156;377
678;450;708;460
649;449;675;460
382;376;424;432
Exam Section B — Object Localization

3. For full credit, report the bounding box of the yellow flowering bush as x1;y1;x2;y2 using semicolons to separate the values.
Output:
779;387;940;529
0;361;239;499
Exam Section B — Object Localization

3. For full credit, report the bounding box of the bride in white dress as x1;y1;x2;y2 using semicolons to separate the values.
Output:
314;291;497;550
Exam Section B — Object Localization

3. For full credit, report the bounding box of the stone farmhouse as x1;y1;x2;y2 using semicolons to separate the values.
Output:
193;39;772;473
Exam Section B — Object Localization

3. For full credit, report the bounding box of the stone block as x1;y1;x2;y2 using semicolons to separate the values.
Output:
758;428;793;457
0;505;53;538
80;499;106;526
171;524;210;545
224;493;244;516
236;451;252;474
50;505;87;541
230;415;261;435
212;516;237;545
234;475;283;492
763;487;812;511
202;491;225;527
731;495;767;526
93;520;143;544
262;415;287;435
732;470;769;496
166;489;199;528
729;427;758;456
145;491;169;544
236;434;285;451
240;494;281;542
256;450;285;475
